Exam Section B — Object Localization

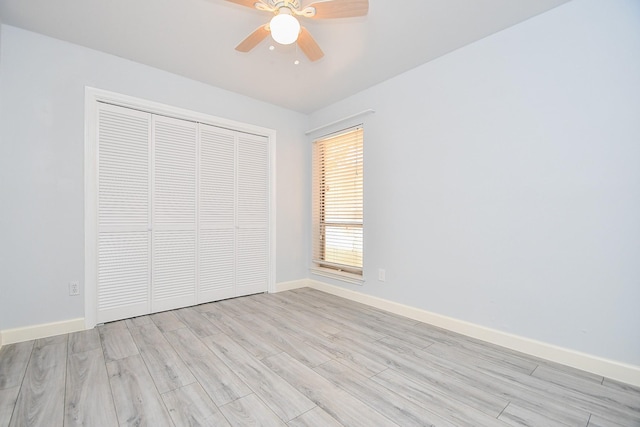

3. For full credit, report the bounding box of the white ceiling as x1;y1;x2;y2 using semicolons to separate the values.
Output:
0;0;570;113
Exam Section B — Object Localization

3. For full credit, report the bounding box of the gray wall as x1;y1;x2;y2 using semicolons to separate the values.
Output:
0;25;309;330
309;0;640;366
1;0;638;368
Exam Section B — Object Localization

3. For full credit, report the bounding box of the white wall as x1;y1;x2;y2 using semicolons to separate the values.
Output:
309;0;640;366
0;25;309;330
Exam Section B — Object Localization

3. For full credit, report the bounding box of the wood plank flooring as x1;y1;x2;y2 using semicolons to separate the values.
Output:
0;288;639;426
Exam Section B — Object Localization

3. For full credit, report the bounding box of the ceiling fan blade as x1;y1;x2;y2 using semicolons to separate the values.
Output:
297;27;324;62
225;0;261;9
305;0;369;19
235;25;270;52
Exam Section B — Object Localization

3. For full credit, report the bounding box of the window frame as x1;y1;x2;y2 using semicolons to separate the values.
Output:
311;125;364;285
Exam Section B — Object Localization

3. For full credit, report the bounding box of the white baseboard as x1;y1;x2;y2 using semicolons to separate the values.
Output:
1;318;86;346
3;280;638;387
274;279;309;293
302;279;640;388
0;280;305;347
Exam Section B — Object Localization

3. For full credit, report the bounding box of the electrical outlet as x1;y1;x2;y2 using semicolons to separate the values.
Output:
69;281;80;296
378;269;386;282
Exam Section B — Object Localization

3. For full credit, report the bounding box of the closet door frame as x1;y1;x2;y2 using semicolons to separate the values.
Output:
84;87;276;329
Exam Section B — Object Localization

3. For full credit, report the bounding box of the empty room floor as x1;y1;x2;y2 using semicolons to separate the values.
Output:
0;288;638;426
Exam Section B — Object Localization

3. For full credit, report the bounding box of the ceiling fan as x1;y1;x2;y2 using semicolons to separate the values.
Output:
227;0;369;62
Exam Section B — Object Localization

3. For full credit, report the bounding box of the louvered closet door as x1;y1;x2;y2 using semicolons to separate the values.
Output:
198;124;236;302
236;133;270;296
152;115;197;312
96;103;151;323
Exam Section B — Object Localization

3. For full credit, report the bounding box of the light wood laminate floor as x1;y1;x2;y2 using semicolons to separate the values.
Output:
1;288;638;426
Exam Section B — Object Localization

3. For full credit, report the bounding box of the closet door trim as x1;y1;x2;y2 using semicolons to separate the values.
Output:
85;87;276;329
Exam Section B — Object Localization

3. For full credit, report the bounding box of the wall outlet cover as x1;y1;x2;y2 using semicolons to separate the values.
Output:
69;281;80;296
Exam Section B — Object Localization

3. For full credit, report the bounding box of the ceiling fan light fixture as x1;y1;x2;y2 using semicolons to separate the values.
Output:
270;10;300;45
232;0;368;61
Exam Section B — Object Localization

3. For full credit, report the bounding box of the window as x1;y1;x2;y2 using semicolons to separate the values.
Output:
312;126;363;279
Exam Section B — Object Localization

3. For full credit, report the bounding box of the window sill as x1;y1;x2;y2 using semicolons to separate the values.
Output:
310;267;365;286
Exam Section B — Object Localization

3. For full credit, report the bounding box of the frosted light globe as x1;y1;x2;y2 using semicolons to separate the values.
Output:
270;13;300;45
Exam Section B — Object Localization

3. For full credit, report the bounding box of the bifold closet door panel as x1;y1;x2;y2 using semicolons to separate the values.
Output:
96;103;152;323
236;228;268;295
236;134;269;296
152;115;197;312
198;124;236;302
94;101;270;322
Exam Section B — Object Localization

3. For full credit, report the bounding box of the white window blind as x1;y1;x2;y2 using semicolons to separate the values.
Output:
312;126;363;275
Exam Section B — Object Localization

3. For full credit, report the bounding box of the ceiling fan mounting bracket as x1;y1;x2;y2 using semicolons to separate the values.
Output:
270;0;300;10
254;2;274;12
297;7;316;18
255;0;314;17
275;5;294;16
